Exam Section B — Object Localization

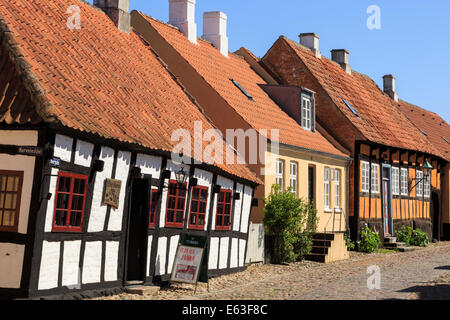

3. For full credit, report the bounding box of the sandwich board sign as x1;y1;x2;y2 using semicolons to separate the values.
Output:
170;234;209;285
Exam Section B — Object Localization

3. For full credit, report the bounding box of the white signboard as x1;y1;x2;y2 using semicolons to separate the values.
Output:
170;245;204;284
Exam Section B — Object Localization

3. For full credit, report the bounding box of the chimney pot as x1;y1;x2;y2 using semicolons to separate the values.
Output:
203;11;229;57
299;33;321;58
94;0;130;33
331;49;351;74
169;0;197;44
383;74;399;102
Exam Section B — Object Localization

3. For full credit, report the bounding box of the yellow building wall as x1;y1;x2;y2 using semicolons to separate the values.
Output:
444;164;450;224
264;146;350;233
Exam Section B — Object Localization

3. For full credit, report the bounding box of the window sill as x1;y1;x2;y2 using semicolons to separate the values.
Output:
334;208;343;213
324;208;333;213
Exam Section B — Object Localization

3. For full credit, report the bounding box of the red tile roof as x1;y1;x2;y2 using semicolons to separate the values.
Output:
398;100;450;161
0;0;259;183
140;13;349;158
278;37;444;158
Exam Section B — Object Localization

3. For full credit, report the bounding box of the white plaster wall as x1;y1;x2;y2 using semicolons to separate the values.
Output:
54;134;73;162
232;183;243;232
218;237;229;269
0;243;25;288
104;241;119;282
44;168;59;232
88;146;115;232
156;236;167;276
208;237;219;270
230;238;238;268
0;153;35;234
136;154;162;179
167;235;180;274
82;241;102;284
239;239;246;267
240;185;253;233
146;235;153;277
0;130;38;146
193;169;213;231
159;160;190;228
108;151;131;231
74;140;94;167
62;240;81;287
38;241;60;290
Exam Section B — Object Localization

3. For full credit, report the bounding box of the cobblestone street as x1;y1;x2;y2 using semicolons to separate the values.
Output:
94;242;450;300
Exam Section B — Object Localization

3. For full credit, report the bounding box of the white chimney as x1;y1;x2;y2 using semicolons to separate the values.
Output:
383;74;399;102
331;49;351;74
169;0;197;44
202;11;229;57
94;0;130;33
299;33;321;58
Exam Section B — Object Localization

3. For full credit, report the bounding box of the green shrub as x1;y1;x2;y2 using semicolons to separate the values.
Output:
396;226;413;247
357;225;381;253
411;229;429;247
264;185;317;264
344;232;355;251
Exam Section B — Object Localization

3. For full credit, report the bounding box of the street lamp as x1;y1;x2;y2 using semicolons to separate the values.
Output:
175;167;189;185
409;159;433;192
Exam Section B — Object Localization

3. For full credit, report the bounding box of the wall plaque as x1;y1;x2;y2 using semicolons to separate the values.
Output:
102;179;122;209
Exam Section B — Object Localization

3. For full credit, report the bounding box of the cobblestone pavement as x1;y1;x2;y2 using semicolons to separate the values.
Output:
94;242;450;300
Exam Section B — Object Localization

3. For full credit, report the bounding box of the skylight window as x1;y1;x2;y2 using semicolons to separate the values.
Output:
343;99;359;118
231;79;253;100
443;137;449;144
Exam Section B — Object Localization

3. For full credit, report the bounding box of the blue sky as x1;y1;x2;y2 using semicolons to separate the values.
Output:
87;0;450;123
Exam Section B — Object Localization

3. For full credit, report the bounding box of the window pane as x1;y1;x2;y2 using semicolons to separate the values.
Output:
0;176;5;191
2;211;14;226
167;210;174;223
168;197;176;210
55;210;67;226
217;203;224;214
4;194;16;210
176;198;185;210
199;201;206;214
191;200;199;213
176;211;184;223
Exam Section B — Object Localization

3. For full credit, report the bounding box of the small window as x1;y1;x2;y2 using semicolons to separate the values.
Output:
216;189;232;230
416;170;423;197
149;189;159;228
361;161;370;193
392;167;400;196
301;95;313;131
371;164;380;194
424;174;431;198
289;161;298;195
0;170;23;232
343;99;359;118
276;159;284;190
52;171;88;232
324;168;331;209
188;186;209;230
165;180;187;228
400;168;408;196
334;169;341;209
231;79;253;100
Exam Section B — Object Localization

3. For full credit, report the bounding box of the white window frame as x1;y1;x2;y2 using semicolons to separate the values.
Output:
334;169;341;209
361;161;370;193
324;168;331;210
301;95;312;131
400;168;408;196
276;159;284;190
416;170;423;197
424;173;431;198
371;163;380;194
289;161;298;195
392;167;400;196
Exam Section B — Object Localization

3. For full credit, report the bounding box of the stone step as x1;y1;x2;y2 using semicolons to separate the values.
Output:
312;240;332;247
313;233;335;241
126;285;160;296
311;246;329;254
384;242;406;248
305;253;326;263
384;237;397;243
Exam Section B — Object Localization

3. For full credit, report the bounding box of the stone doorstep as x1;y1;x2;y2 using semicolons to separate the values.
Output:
384;237;397;243
126;285;160;296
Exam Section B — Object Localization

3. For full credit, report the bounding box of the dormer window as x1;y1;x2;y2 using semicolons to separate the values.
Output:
301;93;315;131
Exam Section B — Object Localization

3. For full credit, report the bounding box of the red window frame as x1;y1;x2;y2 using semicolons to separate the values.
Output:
149;189;159;228
0;170;24;232
52;171;88;232
215;189;233;231
165;180;187;228
188;186;209;230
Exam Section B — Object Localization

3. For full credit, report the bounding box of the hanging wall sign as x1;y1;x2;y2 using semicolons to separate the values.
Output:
102;178;122;209
170;245;205;284
50;157;61;168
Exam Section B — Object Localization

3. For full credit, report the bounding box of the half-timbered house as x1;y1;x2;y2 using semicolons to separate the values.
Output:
0;0;260;299
261;34;447;242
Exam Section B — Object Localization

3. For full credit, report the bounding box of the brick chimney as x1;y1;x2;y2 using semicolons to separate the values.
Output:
331;49;351;74
299;33;321;58
169;0;197;44
203;11;229;57
383;75;399;102
94;0;130;33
